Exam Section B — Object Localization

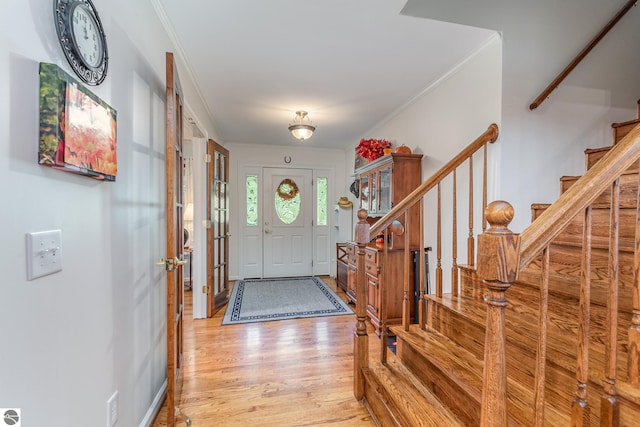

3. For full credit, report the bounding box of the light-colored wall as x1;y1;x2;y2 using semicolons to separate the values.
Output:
0;1;214;426
402;0;640;232
346;35;503;292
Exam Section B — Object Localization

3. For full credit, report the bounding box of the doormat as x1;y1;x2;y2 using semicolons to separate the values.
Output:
222;277;353;325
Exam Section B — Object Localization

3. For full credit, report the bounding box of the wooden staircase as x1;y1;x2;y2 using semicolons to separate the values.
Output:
353;107;640;426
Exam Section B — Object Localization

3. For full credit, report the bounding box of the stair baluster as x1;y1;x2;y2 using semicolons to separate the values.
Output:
436;182;443;298
353;209;370;400
468;157;475;266
533;247;550;427
482;144;488;233
418;201;427;329
379;228;389;364
571;205;593;426
630;171;640;386
452;169;459;297
402;211;412;331
601;179;621;425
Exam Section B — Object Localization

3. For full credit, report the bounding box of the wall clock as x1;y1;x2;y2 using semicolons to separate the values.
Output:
53;0;108;85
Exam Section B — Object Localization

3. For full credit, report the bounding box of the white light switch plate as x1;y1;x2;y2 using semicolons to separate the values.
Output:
26;230;62;280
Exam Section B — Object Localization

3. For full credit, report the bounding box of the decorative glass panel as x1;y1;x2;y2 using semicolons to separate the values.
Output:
246;175;258;226
370;171;377;214
275;178;301;224
316;177;327;226
360;175;369;210
379;167;391;213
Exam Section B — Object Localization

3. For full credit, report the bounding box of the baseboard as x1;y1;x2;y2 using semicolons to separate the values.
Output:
139;379;167;427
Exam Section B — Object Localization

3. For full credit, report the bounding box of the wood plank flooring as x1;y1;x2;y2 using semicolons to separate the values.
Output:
151;276;375;426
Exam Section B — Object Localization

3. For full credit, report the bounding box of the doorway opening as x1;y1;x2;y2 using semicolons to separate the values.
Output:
240;166;332;279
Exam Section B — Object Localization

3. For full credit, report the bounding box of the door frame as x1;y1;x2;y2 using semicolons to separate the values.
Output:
239;165;334;279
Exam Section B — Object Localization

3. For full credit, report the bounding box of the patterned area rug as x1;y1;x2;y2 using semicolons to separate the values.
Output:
222;277;353;325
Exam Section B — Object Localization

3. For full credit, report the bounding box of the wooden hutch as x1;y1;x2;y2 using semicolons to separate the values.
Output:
336;152;423;333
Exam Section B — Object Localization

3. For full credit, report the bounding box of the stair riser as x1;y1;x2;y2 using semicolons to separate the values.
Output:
559;173;638;208
525;245;636;300
397;339;481;427
459;266;485;301
531;207;637;252
362;371;403;427
586;148;639;173
613;121;640;144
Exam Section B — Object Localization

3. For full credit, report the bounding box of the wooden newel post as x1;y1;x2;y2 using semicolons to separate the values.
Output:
354;209;370;400
477;201;520;427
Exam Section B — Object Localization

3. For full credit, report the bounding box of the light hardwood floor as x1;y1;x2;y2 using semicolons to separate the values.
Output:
151;276;375;426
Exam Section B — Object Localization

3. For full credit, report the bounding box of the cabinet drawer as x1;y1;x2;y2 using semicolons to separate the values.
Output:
365;249;377;264
346;244;356;264
364;261;379;277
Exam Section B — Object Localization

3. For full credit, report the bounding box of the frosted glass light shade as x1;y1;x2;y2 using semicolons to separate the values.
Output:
288;111;316;141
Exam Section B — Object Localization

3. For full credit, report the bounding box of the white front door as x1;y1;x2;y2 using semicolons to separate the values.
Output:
263;168;313;278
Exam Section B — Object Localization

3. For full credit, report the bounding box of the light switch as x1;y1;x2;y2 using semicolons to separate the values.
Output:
26;230;62;280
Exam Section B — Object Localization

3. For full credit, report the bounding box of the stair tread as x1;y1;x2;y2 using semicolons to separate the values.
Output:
364;358;464;427
391;325;570;426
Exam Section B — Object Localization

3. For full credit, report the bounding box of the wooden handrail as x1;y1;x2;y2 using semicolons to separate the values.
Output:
529;0;637;110
519;123;640;269
369;124;499;237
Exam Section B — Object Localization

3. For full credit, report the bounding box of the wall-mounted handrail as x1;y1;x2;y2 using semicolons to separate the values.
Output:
529;0;637;110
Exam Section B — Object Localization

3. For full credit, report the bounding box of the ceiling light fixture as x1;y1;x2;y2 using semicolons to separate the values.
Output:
288;110;316;141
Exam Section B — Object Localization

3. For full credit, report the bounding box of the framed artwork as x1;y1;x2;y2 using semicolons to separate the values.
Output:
38;62;117;181
354;154;368;171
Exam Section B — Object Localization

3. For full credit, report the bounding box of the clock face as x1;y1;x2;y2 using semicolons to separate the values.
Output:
70;4;103;69
54;0;108;85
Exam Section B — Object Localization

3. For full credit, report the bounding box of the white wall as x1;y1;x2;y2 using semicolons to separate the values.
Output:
402;0;640;232
0;1;214;425
224;143;347;280
347;35;503;292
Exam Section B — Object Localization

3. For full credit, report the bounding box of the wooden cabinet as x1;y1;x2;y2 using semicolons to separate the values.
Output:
357;153;422;249
336;243;349;292
344;243;414;333
346;152;423;333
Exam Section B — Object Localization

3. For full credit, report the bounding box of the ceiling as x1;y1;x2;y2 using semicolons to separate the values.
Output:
156;0;496;148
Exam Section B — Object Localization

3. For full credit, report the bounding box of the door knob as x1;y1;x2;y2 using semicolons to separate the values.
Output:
265;229;271;234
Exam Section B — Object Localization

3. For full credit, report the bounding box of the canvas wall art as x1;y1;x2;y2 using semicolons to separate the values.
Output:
38;63;117;181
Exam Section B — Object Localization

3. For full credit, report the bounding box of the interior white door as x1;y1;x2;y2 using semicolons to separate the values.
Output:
263;168;313;278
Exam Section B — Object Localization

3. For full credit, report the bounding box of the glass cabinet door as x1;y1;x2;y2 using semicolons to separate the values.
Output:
378;166;392;213
360;174;369;211
370;171;377;214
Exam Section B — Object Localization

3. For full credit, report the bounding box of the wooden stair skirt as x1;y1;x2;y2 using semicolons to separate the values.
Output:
359;118;640;426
